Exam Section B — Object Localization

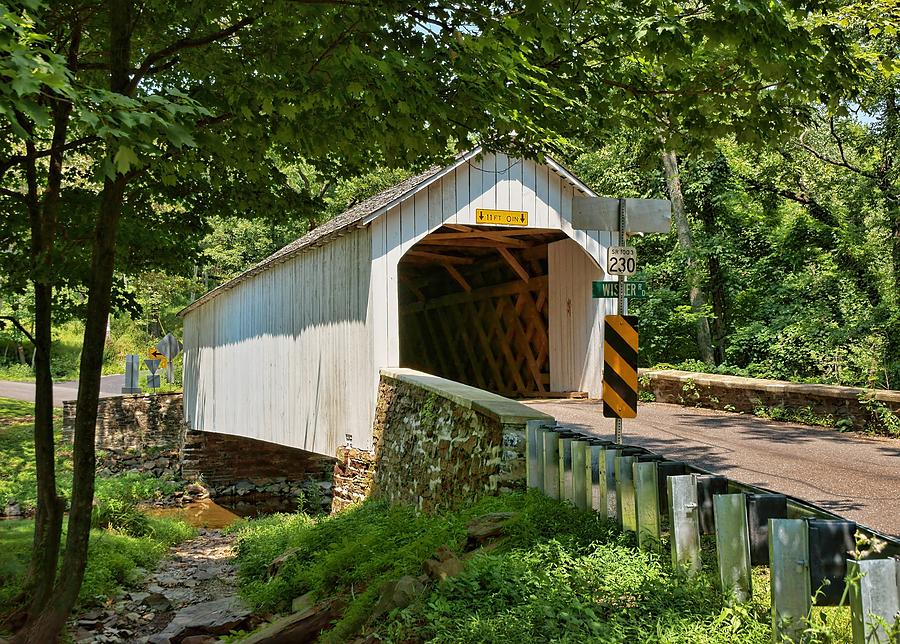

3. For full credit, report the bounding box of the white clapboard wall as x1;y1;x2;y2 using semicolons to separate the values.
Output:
183;151;615;455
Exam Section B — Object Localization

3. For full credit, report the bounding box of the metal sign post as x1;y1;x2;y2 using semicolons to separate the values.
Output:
616;199;625;442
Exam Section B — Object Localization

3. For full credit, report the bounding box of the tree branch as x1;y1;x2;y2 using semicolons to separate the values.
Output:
0;316;37;346
127;15;257;94
0;187;26;202
797;131;878;180
0;136;101;181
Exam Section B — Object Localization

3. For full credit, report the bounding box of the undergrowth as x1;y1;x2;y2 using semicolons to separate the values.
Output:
0;396;194;622
230;492;847;643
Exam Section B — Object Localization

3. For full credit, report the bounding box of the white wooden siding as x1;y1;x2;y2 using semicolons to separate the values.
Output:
185;151;615;458
183;227;374;455
548;237;616;397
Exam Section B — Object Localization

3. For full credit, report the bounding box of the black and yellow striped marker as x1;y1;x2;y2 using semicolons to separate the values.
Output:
603;315;639;419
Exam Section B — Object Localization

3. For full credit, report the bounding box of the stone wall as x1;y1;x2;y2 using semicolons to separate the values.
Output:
62;393;186;453
642;369;900;434
332;447;377;513
331;368;553;513
182;429;334;498
63;393;335;505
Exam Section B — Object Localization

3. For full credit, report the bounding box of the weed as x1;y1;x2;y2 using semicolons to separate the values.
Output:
858;392;900;437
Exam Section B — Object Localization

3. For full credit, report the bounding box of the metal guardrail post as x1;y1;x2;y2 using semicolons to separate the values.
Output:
526;420;543;491
615;455;638;531
571;439;589;510
587;441;604;512
634;460;661;551
558;433;575;503
747;493;788;566
769;518;812;643
599;447;620;522
713;493;753;603
541;430;560;500
847;558;900;644
668;474;701;574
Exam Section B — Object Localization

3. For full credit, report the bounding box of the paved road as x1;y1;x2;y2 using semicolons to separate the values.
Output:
526;400;900;538
0;374;124;407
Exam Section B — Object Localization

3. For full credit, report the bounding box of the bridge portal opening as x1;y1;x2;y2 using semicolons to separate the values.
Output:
398;224;596;398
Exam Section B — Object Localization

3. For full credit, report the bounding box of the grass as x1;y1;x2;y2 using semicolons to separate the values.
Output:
0;315;183;382
0;516;195;614
0;395;195;625
231;492;855;643
0;396;180;513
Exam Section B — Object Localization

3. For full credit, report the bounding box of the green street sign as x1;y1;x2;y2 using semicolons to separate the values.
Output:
592;281;648;299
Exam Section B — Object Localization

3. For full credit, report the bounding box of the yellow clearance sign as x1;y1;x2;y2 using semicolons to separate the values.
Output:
476;209;528;226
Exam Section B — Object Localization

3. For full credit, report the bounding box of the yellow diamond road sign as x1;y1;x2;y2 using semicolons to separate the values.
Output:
148;348;167;369
476;209;528;226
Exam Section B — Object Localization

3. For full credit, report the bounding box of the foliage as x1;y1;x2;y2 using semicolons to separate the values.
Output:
0;515;193;617
857;393;900;437
0;396;179;511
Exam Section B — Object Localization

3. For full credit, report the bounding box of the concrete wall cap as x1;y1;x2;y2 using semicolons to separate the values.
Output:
379;368;554;424
642;369;900;404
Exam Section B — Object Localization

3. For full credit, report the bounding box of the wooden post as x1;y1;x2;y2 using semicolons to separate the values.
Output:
769;519;811;643
714;494;753;603
615;455;637;532
668;474;701;574
634;460;661;551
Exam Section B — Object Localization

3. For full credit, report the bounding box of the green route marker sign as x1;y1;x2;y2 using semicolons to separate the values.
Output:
592;281;648;299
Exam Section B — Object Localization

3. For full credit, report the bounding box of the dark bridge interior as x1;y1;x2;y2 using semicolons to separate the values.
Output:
397;224;568;398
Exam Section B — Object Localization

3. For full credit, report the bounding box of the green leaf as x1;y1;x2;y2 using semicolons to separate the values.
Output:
113;145;140;175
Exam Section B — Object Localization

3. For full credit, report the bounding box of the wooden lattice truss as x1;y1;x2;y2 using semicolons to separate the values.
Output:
398;225;578;398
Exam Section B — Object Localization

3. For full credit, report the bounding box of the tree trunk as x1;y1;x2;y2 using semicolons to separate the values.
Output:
697;181;728;365
661;149;716;365
21;3;131;640
13;110;67;625
24;176;128;644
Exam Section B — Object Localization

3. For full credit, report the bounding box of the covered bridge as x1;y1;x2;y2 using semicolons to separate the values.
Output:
180;149;618;456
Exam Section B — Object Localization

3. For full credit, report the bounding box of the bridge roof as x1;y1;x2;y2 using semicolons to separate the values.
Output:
180;148;590;316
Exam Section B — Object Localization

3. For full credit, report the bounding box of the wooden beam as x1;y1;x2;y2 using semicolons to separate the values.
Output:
399;275;548;315
497;247;531;282
419;233;530;248
447;305;488;389
481;298;528;394
444;224;473;232
399;274;426;302
405;250;475;265
443;264;472;292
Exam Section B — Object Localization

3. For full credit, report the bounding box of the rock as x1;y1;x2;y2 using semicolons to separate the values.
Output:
181;636;219;644
129;591;150;604
185;482;209;499
127;566;149;584
241;598;345;644
194;569;218;581
266;547;301;578
142;592;171;611
424;546;464;582
3;501;22;517
291;592;315;614
152;596;250;642
465;512;517;547
370;575;426;620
